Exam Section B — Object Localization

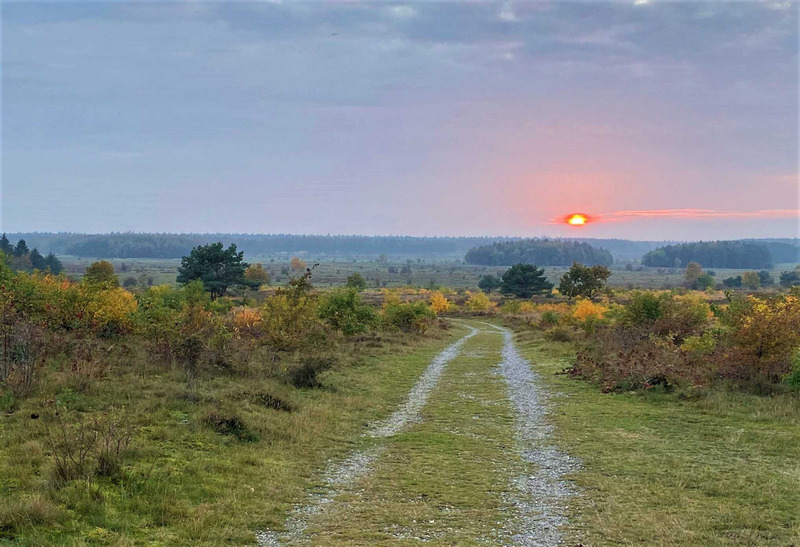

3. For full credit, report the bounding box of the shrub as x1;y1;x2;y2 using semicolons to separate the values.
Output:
464;291;493;312
260;271;326;351
544;326;574;342
251;391;294;412
572;299;608;322
345;272;368;291
570;326;685;392
783;352;800;387
285;355;336;388
719;293;800;382
40;409;136;484
429;291;451;314
540;310;561;327
203;412;259;442
622;291;665;325
318;288;375;335
382;300;435;333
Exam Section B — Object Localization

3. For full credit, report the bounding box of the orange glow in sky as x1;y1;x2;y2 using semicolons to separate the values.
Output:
566;214;588;226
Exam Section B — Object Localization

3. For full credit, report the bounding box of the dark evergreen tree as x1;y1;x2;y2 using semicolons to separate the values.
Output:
44;253;64;275
14;239;29;257
779;270;800;287
500;264;554;298
477;274;502;293
0;234;11;255
758;270;774;287
29;248;46;270
176;242;248;299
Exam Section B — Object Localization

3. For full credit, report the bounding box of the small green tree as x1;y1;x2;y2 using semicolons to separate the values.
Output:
345;272;368;292
741;271;760;290
176;242;247;299
243;263;270;290
684;262;703;286
84;260;119;287
500;264;553;298
557;263;611;299
758;270;774;287
695;273;716;291
477;274;501;293
780;270;800;287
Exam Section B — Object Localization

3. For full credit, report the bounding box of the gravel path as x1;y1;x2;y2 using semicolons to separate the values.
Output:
489;323;580;546
256;326;478;546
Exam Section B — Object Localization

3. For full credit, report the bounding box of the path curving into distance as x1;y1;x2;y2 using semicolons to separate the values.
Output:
489;323;580;546
256;326;479;546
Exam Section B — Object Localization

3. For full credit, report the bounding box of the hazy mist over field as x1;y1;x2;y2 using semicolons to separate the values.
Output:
2;1;798;239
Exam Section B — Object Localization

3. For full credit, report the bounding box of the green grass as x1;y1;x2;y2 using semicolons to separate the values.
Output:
514;328;800;546
305;324;524;545
0;327;464;545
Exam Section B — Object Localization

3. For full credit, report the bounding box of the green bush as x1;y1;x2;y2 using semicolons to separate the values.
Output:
783;352;800;387
382;301;435;333
318;288;376;335
202;412;259;442
285;355;337;388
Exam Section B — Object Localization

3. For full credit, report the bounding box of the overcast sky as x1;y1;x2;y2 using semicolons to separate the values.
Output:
2;1;798;240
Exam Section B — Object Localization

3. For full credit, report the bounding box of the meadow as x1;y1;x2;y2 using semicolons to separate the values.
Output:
1;251;799;545
58;255;794;291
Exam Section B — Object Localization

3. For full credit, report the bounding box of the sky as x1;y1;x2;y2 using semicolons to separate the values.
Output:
2;0;798;240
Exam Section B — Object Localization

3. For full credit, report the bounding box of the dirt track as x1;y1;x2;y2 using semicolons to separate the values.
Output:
257;321;578;545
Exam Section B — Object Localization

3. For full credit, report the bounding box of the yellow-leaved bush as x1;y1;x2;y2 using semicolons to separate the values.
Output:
429;291;451;314
464;291;494;312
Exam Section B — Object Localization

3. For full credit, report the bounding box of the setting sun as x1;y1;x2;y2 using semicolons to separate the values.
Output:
567;214;588;226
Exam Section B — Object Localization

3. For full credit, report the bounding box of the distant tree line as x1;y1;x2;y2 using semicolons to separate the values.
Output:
0;234;63;274
7;233;799;265
464;239;613;267
11;233;524;259
641;241;780;269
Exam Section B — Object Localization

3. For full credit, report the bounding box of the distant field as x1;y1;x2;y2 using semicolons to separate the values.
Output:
58;256;797;291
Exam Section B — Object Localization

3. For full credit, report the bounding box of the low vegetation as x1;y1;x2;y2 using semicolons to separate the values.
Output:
2;245;798;544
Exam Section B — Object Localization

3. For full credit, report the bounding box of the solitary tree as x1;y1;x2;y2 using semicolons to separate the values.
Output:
500;264;553;298
685;262;703;286
741;271;761;290
84;260;119;287
780;270;800;287
346;272;368;291
557;263;611;299
695;273;716;291
477;274;502;293
244;263;270;289
290;256;307;272
177;242;247;299
758;270;774;287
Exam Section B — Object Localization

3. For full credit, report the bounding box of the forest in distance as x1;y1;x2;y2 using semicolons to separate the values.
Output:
6;232;800;266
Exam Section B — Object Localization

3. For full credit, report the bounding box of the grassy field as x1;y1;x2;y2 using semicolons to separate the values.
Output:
0;326;464;545
58;256;797;292
514;328;800;546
